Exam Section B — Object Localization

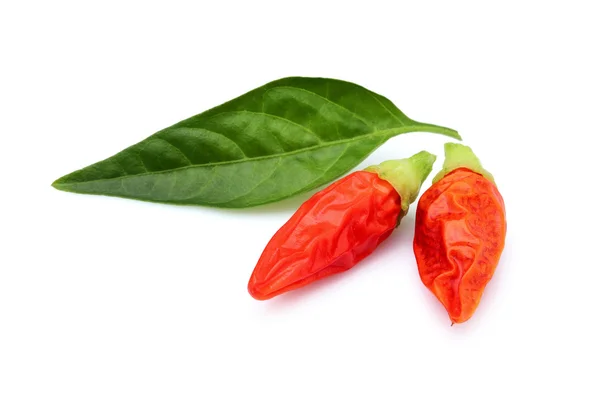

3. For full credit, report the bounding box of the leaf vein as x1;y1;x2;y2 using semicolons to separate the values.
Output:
174;127;248;158
59;125;454;188
272;85;373;128
153;137;192;165
369;92;405;126
204;110;324;144
224;158;283;203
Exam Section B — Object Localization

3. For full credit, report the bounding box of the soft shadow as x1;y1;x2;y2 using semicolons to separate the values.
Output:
102;189;319;220
219;189;319;216
416;274;496;332
261;271;354;312
417;286;455;327
257;216;415;313
65;186;322;217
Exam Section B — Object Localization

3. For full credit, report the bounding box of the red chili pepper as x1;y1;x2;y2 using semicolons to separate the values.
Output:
413;143;506;324
248;151;436;300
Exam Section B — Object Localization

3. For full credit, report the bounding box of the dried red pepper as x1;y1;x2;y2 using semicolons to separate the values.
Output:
248;151;436;300
413;143;506;324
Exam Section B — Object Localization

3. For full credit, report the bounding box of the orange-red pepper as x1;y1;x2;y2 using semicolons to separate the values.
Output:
413;143;506;323
248;151;436;300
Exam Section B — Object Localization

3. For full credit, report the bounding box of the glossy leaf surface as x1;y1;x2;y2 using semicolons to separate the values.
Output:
53;77;459;207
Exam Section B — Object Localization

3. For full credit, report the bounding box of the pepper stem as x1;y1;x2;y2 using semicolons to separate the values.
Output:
364;151;436;214
432;143;495;184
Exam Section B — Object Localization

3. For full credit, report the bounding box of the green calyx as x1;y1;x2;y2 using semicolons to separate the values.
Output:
364;151;436;214
432;142;495;184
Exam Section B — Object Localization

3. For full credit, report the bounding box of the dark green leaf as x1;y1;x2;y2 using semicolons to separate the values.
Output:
53;77;459;208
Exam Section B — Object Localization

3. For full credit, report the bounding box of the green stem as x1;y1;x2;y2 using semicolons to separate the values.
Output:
364;151;436;214
432;143;494;184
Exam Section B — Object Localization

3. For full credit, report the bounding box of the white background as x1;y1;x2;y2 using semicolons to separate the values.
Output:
1;1;599;400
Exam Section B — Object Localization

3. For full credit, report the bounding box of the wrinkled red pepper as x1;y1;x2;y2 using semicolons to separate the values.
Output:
413;143;506;323
248;151;436;300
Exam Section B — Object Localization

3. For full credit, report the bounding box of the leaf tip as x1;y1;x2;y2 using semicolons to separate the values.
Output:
51;175;70;191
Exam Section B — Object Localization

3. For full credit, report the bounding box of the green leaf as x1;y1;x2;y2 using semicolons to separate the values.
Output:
52;77;460;208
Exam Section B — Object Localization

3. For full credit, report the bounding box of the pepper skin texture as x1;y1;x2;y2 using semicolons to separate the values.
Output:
414;166;506;324
248;171;401;300
248;151;436;300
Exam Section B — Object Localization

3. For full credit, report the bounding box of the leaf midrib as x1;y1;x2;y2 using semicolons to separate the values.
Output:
55;124;454;187
268;85;373;127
